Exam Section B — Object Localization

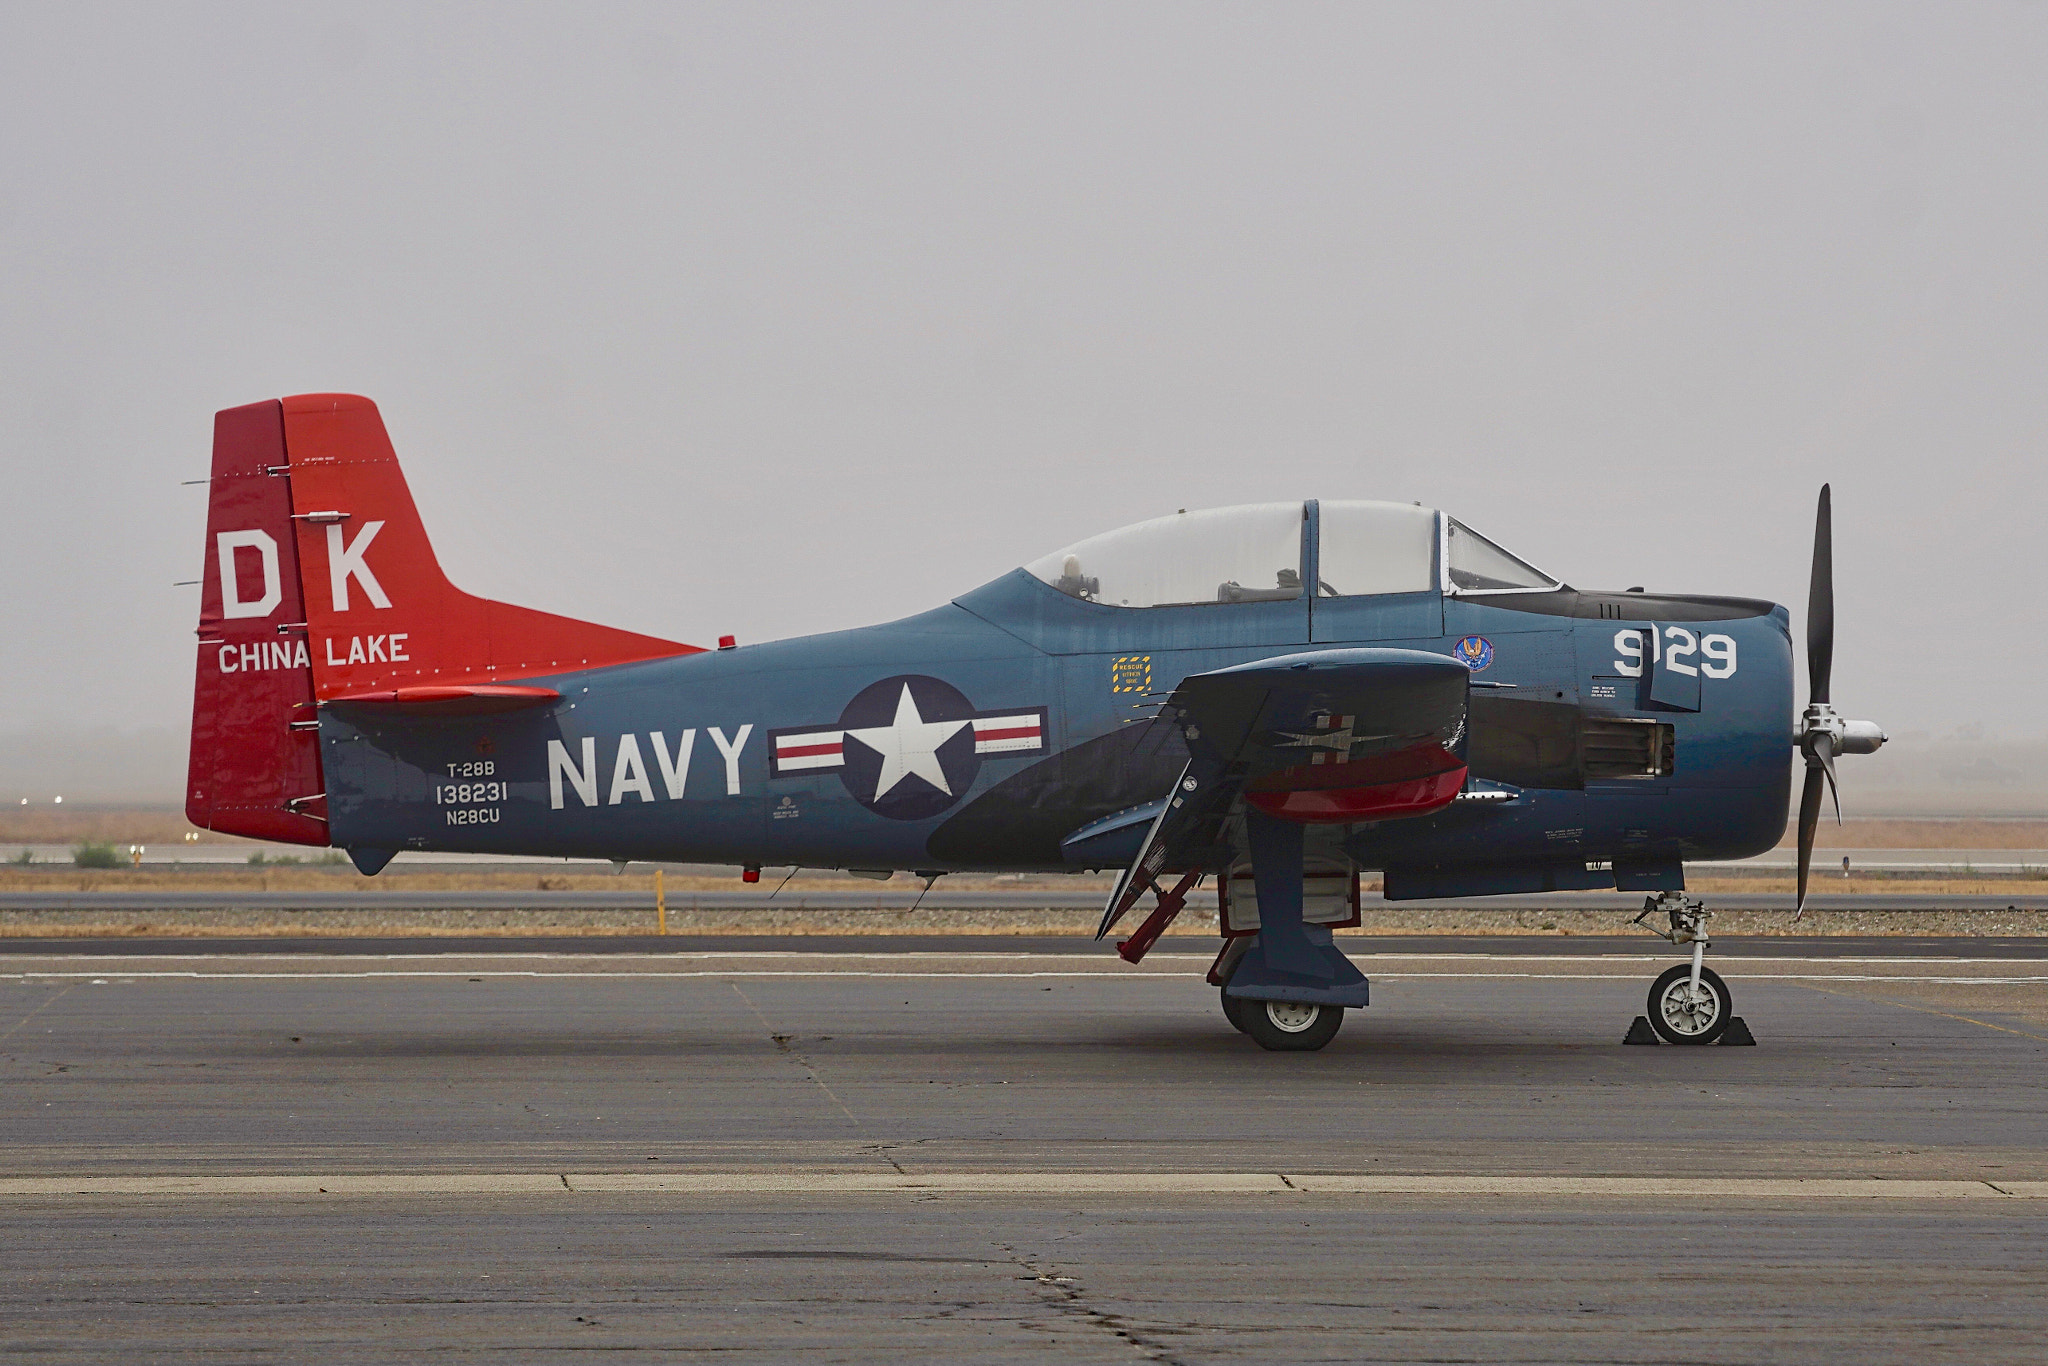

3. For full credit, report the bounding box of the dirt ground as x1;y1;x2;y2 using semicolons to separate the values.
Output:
3;905;2043;941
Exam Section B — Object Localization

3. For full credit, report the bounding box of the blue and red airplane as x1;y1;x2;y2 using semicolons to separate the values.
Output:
187;394;1884;1051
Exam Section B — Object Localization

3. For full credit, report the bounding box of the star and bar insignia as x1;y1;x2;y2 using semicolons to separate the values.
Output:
768;675;1049;820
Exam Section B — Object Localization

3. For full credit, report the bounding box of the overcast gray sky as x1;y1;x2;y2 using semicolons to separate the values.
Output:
3;2;2044;802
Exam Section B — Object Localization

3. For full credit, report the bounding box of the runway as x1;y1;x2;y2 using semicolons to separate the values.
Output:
5;938;2046;1361
5;887;2046;911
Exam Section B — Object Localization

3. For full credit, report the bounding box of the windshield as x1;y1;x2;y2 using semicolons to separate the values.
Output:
1446;518;1557;592
1316;501;1438;596
1024;503;1305;608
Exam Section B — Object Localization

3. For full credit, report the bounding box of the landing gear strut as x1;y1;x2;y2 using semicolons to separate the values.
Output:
1629;892;1736;1045
1213;810;1368;1052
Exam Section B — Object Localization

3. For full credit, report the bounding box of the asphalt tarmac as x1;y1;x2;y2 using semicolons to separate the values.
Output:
5;936;2046;1362
6;888;2046;911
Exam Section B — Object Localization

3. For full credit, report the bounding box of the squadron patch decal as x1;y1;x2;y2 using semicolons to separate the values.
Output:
1454;635;1494;672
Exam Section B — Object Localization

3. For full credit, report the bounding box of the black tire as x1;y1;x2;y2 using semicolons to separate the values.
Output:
1220;988;1251;1034
1647;964;1732;1045
1236;998;1344;1052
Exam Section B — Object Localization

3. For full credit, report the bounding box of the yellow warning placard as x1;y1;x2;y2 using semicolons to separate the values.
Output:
1111;655;1152;694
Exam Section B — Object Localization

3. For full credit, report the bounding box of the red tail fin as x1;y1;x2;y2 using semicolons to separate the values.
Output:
280;394;697;700
187;394;698;842
186;401;328;843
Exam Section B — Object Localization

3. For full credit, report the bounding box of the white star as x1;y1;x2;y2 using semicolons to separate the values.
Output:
844;684;969;801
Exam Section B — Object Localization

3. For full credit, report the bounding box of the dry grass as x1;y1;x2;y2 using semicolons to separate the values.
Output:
0;806;234;846
1772;818;2048;849
1687;875;2048;896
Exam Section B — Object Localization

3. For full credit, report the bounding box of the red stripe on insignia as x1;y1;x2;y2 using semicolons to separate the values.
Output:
777;741;842;759
974;725;1039;742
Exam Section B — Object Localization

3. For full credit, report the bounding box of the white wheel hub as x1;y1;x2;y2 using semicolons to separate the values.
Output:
1658;977;1722;1037
1264;1001;1322;1034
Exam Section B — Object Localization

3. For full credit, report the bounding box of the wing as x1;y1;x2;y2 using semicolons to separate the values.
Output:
1096;647;1470;946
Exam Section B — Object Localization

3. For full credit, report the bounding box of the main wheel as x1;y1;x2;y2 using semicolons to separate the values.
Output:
1236;998;1344;1052
1647;964;1732;1045
1220;988;1251;1034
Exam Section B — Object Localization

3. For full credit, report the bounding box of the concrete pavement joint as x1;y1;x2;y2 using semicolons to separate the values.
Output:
0;981;76;1043
728;980;864;1131
1789;981;2048;1042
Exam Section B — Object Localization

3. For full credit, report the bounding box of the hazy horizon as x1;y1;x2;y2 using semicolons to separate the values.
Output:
4;3;2044;805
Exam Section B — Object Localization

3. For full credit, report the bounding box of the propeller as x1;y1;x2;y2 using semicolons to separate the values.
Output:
1793;484;1887;919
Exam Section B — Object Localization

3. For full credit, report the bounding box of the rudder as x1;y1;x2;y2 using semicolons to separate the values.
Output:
186;401;329;843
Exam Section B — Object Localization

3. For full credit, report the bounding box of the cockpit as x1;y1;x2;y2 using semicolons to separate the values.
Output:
1023;500;1558;607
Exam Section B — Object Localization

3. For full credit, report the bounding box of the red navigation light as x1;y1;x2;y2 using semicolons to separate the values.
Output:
718;635;737;650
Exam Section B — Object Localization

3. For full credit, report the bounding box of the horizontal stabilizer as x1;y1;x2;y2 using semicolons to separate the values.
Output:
325;684;563;716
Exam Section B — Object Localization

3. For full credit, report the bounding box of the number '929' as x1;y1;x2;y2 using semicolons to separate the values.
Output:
1612;628;1737;679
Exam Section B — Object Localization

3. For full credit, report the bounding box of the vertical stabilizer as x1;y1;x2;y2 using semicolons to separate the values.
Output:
187;393;698;845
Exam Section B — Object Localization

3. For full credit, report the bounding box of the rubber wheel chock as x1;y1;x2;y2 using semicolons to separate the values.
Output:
1718;1016;1757;1046
1623;1016;1661;1045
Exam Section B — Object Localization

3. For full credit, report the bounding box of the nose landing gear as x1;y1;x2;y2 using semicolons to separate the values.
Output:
1627;893;1752;1046
1648;961;1732;1044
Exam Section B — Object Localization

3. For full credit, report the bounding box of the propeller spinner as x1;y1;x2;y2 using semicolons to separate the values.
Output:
1793;485;1887;918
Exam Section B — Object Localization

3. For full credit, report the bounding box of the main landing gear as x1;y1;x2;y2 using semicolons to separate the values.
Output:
1627;892;1751;1046
1210;810;1368;1053
1221;988;1346;1051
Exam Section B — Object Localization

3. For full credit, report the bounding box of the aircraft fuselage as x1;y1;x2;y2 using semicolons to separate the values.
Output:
320;569;1793;892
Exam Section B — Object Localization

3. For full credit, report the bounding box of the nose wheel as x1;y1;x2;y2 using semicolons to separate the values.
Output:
1647;963;1732;1045
1628;892;1746;1046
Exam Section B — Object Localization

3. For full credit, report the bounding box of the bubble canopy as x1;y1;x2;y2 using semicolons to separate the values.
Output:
1023;501;1556;607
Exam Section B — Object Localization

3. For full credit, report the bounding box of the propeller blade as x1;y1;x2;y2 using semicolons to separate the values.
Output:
1807;484;1833;705
1794;762;1826;921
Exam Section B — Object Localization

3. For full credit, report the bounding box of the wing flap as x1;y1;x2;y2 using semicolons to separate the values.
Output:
1094;648;1472;948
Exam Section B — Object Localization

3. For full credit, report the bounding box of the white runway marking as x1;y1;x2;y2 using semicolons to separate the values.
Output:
4;951;2044;966
3;961;2045;984
0;1172;2039;1199
0;971;1196;981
